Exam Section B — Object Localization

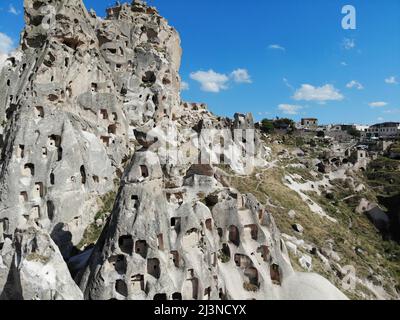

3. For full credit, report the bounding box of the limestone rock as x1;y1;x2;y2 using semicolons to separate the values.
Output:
299;254;312;271
292;223;304;233
288;210;296;219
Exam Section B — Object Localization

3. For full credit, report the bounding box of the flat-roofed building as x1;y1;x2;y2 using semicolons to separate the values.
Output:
366;122;400;139
300;118;318;129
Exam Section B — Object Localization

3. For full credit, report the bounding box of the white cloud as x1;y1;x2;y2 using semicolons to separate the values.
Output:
190;70;229;93
341;61;348;66
283;78;294;90
346;80;364;90
385;76;398;85
377;117;384;122
369;101;388;108
181;81;189;91
293;84;344;103
383;109;400;114
268;44;285;51
230;68;252;83
0;32;14;55
8;4;20;15
0;32;14;69
190;68;252;93
342;38;356;50
278;104;303;115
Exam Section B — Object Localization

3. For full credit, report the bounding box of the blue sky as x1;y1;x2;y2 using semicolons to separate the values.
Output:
1;0;399;125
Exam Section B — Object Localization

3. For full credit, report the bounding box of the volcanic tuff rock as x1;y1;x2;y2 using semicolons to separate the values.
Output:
0;225;83;300
0;0;347;300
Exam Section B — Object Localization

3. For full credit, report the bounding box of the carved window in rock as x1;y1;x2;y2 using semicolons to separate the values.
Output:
130;274;144;292
162;77;171;85
57;147;63;161
140;165;149;178
257;245;270;262
100;109;108;120
153;293;167;300
131;195;140;210
23;163;35;177
35;106;44;118
108;124;117;135
170;251;180;268
157;234;164;251
48;94;58;102
33;182;44;198
80;165;86;185
204;287;211;300
17;145;25;159
219;288;226;300
118;235;134;255
20;191;28;203
172;292;182;300
258;209;264;220
171;217;181;233
135;240;148;259
47;200;55;221
142;71;156;85
42;147;47;158
191;278;199;300
91;83;98;93
48;135;61;148
147;258;161;279
108;255;127;275
270;264;281;285
115;279;128;297
221;243;231;263
50;173;55;185
245;224;258;241
100;136;110;147
244;267;259;288
205;218;213;231
217;228;223;238
228;225;240;246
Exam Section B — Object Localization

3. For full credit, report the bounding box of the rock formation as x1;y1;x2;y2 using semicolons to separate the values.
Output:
0;0;348;300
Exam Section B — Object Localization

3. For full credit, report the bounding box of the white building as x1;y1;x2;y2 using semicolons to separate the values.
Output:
366;122;400;139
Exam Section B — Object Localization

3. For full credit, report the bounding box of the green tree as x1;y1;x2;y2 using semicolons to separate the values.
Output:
347;127;361;138
261;119;275;133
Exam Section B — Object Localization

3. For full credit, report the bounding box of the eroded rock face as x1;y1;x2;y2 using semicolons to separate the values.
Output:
0;225;83;300
0;0;347;300
79;149;288;300
79;149;346;300
0;0;131;261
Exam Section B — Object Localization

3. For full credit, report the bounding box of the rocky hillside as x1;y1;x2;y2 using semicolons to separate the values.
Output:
226;133;400;300
0;0;396;300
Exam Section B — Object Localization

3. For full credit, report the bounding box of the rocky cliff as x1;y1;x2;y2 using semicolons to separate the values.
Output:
0;0;347;300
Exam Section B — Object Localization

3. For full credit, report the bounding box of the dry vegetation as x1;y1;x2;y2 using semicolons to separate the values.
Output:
227;139;400;300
